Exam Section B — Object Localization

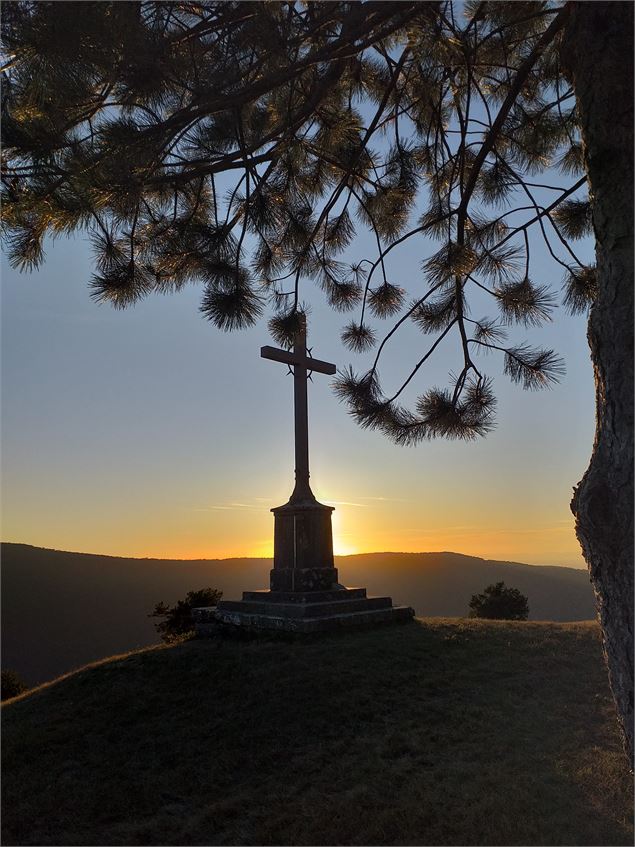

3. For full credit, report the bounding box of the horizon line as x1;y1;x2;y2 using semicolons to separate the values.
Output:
1;540;587;570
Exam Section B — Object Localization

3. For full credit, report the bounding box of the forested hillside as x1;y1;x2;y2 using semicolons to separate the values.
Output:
2;543;594;684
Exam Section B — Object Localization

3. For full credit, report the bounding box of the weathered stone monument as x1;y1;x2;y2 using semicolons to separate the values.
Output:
201;317;414;633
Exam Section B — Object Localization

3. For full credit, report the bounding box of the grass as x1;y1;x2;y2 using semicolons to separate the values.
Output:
2;618;632;846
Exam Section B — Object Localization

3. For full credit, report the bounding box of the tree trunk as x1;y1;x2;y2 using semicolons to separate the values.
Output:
562;2;634;765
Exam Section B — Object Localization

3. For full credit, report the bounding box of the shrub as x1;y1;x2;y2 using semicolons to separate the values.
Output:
469;581;529;621
1;670;29;700
149;588;223;643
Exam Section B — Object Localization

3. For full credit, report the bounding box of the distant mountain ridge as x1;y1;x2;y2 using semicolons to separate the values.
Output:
1;542;595;685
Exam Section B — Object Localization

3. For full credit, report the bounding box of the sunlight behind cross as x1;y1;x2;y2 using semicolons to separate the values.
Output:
260;317;336;505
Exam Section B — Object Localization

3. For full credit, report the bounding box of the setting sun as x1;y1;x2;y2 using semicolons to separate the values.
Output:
332;539;359;557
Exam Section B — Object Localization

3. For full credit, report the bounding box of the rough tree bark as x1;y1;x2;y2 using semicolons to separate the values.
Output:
562;1;634;765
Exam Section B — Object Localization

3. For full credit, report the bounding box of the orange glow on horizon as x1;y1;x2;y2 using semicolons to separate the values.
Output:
4;479;586;568
4;523;586;569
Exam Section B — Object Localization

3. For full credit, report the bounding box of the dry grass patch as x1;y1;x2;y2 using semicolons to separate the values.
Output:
2;618;632;845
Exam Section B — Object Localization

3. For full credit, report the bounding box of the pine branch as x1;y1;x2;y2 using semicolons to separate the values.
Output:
458;5;570;215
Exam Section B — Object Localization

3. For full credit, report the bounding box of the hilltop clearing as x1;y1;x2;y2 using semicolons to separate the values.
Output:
2;618;631;846
2;543;594;685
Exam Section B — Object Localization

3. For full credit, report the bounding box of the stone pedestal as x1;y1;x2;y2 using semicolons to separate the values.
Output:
205;586;414;634
270;499;337;592
211;321;416;633
200;496;415;635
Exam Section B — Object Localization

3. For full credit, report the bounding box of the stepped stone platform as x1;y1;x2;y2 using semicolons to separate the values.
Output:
193;587;414;635
204;319;415;637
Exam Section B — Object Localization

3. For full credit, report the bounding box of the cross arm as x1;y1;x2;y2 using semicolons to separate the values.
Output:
260;345;336;375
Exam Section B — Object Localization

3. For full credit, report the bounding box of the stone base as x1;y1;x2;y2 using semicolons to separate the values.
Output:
270;499;335;590
194;587;415;635
269;566;339;592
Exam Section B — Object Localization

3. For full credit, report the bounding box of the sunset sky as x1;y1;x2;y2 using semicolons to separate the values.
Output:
2;216;594;567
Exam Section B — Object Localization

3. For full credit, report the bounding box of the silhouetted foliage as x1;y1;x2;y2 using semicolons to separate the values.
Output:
150;588;222;643
1;1;590;442
1;669;28;700
469;582;529;621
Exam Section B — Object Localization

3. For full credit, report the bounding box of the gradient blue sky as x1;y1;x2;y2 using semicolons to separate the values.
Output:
2;202;595;567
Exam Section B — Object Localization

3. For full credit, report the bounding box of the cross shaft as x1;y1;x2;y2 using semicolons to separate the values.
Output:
261;319;336;504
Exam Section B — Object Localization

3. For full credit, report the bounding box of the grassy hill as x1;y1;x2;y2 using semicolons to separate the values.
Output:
2;619;632;846
2;543;595;685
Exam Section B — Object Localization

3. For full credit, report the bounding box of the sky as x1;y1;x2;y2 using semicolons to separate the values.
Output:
1;207;595;567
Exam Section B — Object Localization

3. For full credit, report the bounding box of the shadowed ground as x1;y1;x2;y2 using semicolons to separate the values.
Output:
2;619;632;846
2;542;596;685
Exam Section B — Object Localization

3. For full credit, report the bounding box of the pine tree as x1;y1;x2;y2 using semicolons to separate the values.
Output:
2;2;632;761
560;1;633;767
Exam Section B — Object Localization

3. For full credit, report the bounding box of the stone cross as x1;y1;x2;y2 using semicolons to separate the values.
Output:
261;316;336;505
205;316;414;614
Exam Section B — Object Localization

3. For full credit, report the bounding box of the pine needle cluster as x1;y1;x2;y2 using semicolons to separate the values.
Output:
2;1;593;441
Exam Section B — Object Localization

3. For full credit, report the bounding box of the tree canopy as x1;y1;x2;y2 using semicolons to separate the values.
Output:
150;587;223;642
1;669;29;701
2;1;594;442
469;581;529;620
